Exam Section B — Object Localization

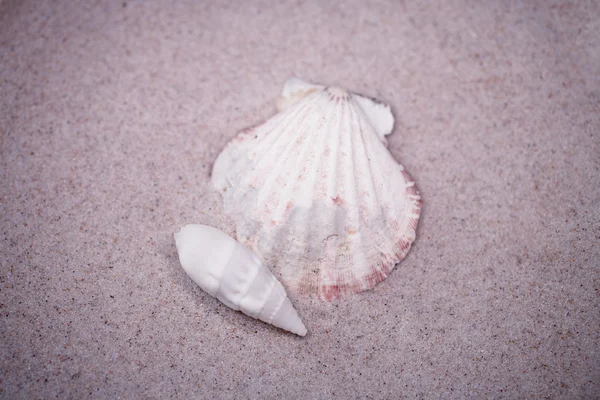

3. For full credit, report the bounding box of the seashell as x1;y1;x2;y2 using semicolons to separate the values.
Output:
174;224;307;336
276;78;395;146
211;78;422;300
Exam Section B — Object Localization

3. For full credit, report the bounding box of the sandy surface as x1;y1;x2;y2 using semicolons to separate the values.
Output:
1;1;599;398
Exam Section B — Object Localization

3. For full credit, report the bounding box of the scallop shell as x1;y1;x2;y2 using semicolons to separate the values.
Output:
212;78;421;300
276;78;395;146
175;224;307;336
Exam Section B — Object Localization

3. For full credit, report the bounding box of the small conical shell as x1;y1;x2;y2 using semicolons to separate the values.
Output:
212;78;422;300
174;224;307;336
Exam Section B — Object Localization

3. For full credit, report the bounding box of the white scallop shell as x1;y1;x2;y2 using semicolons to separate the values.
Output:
212;78;421;300
175;224;307;336
276;78;395;145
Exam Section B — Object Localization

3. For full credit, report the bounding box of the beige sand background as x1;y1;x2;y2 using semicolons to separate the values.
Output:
1;0;599;398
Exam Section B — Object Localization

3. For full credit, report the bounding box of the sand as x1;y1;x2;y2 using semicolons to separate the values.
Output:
1;1;598;398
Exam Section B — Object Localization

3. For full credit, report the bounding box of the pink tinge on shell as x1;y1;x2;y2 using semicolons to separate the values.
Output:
301;169;422;301
212;79;422;301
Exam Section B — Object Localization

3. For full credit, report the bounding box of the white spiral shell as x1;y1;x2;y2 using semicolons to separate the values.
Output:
212;78;422;300
174;224;307;336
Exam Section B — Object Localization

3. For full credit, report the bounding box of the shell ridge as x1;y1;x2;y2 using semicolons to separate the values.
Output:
249;100;321;210
345;98;364;218
235;250;264;314
263;104;332;271
292;93;344;294
237;101;312;190
220;93;317;196
386;166;416;232
238;262;274;318
353;99;385;293
349;100;400;290
262;281;288;324
315;94;345;267
255;275;280;322
213;243;240;310
315;97;358;298
304;92;337;199
251;93;316;158
215;240;269;311
325;96;342;202
320;94;345;287
397;171;421;241
306;92;341;250
355;101;404;229
355;113;422;287
250;96;329;263
270;101;325;220
338;97;365;295
302;92;338;232
350;99;381;223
